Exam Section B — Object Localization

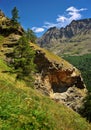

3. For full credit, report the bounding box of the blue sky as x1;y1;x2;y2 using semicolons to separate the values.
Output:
0;0;91;37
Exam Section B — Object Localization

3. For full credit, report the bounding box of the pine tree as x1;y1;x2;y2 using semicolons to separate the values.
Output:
13;36;36;82
11;7;19;23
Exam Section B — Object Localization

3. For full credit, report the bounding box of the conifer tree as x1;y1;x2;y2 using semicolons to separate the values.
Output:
11;7;19;23
13;36;36;82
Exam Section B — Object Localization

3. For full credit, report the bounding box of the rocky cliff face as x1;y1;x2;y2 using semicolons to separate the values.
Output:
32;46;87;111
0;10;87;112
37;18;91;55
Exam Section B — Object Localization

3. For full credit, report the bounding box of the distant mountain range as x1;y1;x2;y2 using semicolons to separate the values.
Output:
37;18;91;56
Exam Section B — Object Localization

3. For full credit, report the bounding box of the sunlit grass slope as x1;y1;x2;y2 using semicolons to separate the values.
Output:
0;58;91;130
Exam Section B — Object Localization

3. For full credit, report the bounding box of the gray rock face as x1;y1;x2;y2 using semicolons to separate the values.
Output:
37;18;91;46
53;86;85;112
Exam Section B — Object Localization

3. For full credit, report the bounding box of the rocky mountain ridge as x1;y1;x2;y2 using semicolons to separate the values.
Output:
37;18;91;55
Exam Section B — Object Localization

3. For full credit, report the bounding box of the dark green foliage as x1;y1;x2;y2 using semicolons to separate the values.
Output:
79;92;91;122
11;7;19;23
63;54;91;91
12;36;36;82
25;28;37;43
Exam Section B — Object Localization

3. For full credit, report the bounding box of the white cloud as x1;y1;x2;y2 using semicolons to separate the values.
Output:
66;6;87;12
43;22;58;29
32;6;87;34
66;6;87;22
57;16;67;22
66;6;78;12
32;27;44;33
79;8;87;11
44;6;87;29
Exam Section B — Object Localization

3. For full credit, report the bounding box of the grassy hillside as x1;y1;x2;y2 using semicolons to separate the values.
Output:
0;58;91;130
63;54;91;91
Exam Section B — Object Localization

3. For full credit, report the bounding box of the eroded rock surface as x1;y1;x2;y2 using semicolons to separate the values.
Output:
34;50;87;111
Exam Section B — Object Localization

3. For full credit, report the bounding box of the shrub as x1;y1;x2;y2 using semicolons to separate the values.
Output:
79;92;91;122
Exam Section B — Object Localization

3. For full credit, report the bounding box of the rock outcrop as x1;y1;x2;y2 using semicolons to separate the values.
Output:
33;47;87;111
0;10;24;37
0;10;24;60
